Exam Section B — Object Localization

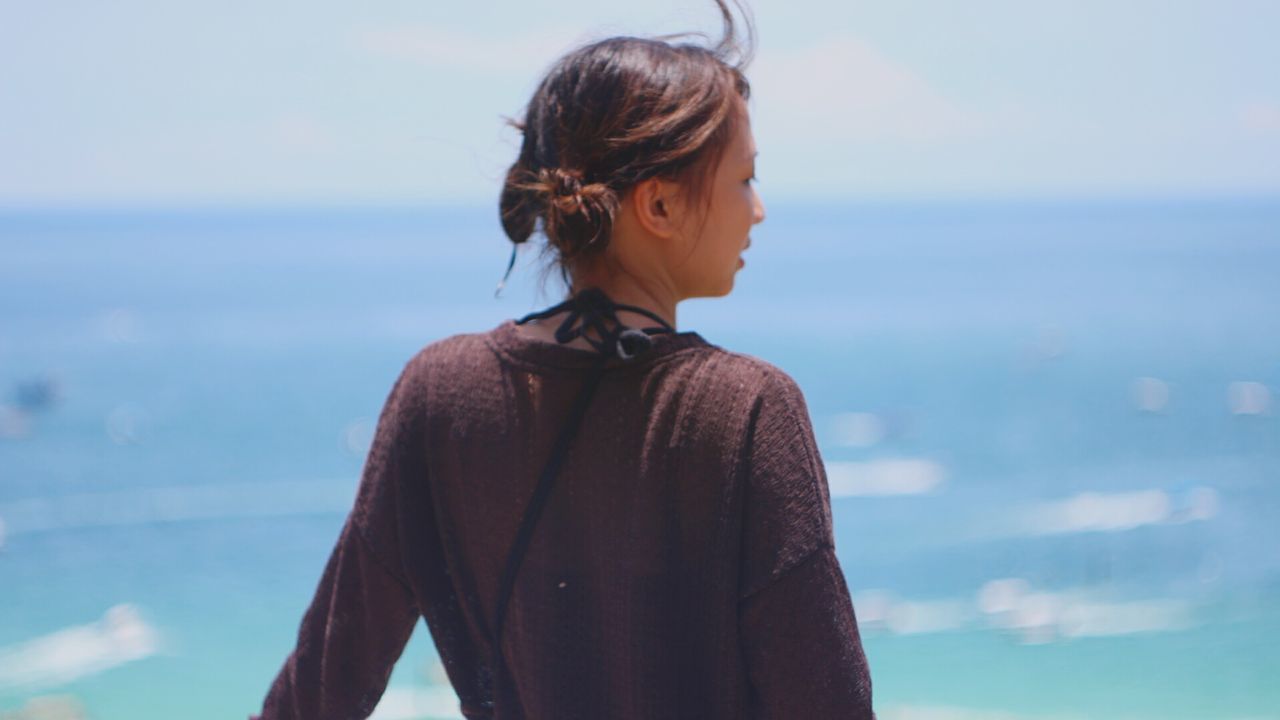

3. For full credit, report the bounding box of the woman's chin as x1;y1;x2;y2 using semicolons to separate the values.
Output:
682;272;738;299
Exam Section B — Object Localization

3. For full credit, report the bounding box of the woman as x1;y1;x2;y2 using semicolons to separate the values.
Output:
255;2;875;718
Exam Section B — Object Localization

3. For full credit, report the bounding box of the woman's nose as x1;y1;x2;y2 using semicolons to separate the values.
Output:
752;188;766;224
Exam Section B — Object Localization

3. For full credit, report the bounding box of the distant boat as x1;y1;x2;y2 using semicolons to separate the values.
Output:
11;376;60;412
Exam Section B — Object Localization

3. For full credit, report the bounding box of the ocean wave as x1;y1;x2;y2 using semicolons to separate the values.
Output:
825;458;946;497
0;479;356;538
0;605;160;691
853;577;1198;644
369;686;466;720
1019;487;1219;536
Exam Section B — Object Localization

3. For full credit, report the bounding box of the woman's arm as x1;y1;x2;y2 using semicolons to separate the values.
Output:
740;544;875;718
254;353;433;720
736;368;875;719
255;516;420;719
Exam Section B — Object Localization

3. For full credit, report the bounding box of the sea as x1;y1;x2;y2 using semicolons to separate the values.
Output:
1;198;1277;719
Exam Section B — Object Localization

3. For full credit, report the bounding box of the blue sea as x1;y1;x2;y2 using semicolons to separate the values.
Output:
1;199;1278;719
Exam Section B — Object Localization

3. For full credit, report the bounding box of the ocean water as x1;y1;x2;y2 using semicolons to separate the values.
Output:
1;199;1277;719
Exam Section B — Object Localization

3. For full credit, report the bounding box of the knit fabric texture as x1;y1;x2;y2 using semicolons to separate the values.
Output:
255;318;875;719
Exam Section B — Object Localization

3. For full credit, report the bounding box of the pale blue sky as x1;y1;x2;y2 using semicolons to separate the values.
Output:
2;0;1278;207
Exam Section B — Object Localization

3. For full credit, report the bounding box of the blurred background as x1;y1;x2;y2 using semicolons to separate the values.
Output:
1;1;1278;718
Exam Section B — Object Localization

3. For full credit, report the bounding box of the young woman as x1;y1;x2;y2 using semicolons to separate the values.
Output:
255;2;875;718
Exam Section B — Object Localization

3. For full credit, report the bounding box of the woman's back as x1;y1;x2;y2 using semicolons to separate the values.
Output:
257;319;873;718
256;2;875;716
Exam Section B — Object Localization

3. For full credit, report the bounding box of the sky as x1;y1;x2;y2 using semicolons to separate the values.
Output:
2;0;1279;207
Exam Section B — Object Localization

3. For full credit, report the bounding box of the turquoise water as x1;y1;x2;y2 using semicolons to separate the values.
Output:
1;200;1278;719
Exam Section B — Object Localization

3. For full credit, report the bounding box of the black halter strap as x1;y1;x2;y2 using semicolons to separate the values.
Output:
484;288;675;713
514;286;676;359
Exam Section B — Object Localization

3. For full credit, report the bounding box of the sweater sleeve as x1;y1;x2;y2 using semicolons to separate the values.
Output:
255;353;431;720
737;369;875;719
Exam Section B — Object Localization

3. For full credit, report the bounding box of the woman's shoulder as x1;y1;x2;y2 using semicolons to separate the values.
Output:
692;347;808;405
398;327;495;381
390;322;806;408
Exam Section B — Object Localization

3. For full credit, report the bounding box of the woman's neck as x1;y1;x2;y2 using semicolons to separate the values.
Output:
569;272;679;332
514;273;679;352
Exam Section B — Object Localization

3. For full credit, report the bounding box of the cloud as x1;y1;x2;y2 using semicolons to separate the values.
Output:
825;458;946;497
750;36;1002;144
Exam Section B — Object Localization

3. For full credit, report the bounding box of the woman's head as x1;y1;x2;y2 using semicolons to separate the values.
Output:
499;0;763;299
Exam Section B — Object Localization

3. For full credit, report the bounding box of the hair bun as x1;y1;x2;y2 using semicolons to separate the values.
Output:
542;167;584;197
539;167;586;215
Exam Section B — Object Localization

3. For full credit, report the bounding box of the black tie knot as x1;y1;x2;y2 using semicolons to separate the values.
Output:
515;287;676;361
615;328;654;361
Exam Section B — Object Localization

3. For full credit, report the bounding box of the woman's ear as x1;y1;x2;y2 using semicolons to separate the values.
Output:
630;177;686;240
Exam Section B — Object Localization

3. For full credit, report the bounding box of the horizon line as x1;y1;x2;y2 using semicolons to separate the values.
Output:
2;190;1279;218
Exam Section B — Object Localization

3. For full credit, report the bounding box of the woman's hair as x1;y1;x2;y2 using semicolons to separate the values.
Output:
499;0;755;290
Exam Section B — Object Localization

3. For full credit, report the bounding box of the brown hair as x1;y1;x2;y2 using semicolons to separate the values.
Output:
498;0;755;291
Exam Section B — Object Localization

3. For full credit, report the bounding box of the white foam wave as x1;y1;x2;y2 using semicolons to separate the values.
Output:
853;591;978;637
852;589;974;635
879;705;1079;720
0;605;160;691
0;695;87;720
825;458;946;497
854;579;1197;644
1028;489;1171;534
884;598;974;635
1228;381;1271;415
830;412;887;447
0;403;29;439
977;578;1196;644
1131;376;1170;413
370;686;464;720
1018;486;1219;536
0;480;357;538
1057;599;1196;638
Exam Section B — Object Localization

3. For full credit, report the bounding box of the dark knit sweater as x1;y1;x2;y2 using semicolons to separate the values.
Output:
256;318;875;719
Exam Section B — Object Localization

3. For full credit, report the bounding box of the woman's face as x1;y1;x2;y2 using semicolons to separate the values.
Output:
671;104;765;299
